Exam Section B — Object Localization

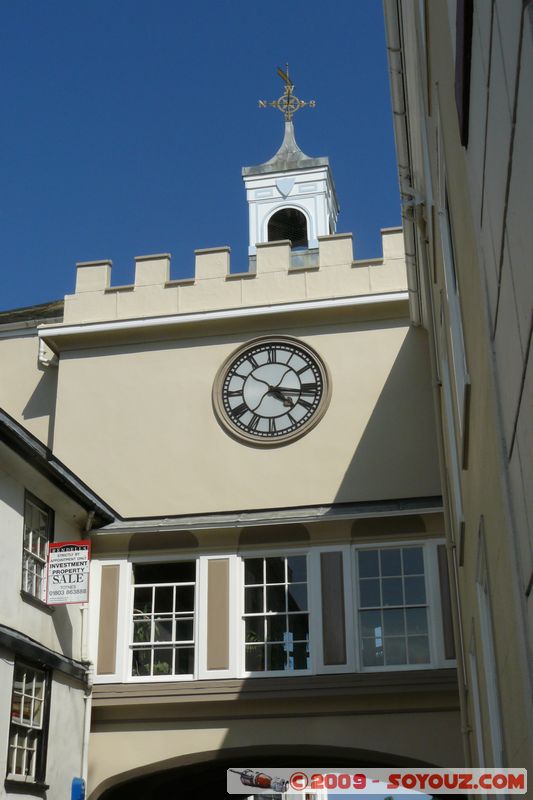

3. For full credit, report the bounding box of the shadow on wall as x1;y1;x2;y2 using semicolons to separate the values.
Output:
51;604;74;658
334;326;440;504
22;368;57;450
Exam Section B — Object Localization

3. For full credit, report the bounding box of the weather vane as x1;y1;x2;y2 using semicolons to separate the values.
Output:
259;64;316;121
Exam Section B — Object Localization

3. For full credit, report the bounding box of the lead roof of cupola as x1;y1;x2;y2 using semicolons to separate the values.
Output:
242;120;330;177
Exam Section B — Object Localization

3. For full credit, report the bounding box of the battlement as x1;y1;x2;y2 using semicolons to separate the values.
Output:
63;229;406;324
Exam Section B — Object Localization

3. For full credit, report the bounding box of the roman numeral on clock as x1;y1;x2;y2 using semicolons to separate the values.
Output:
298;399;314;411
300;382;317;394
249;414;261;431
266;348;277;364
232;403;248;419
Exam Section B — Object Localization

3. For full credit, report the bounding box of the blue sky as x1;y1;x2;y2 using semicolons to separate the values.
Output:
0;1;401;312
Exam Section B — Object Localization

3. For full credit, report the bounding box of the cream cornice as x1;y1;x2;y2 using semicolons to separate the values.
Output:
38;291;409;353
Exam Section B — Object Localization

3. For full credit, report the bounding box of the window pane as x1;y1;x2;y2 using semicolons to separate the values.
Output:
153;618;173;641
360;579;380;607
358;549;379;577
360;609;382;637
382;578;403;606
287;556;306;583
383;608;405;636
176;648;194;674
176;618;194;642
175;585;195;612
133;621;151;643
14;740;25;774
402;547;424;575
384;637;407;665
134;562;195;584
133;587;152;614
288;614;308;641
266;616;285;642
11;695;22;722
362;637;384;667
380;548;401;576
408;636;430;664
406;607;428;635
244;558;263;585
245;644;265;672
266;643;286;671
132;649;151;676
245;586;263;614
287;584;307;612
291;642;309;670
266;585;285;612
22;698;32;724
245;616;265;644
404;576;426;604
154;586;173;613
32;699;42;727
153;649;173;676
265;557;285;583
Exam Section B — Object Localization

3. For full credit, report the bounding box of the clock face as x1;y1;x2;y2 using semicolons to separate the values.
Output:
213;336;330;445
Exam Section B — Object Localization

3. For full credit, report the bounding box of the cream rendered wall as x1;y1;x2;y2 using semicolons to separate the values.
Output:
51;319;439;517
0;333;55;447
466;0;533;625
422;1;532;773
0;653;85;800
88;709;463;799
386;0;533;775
0;459;86;660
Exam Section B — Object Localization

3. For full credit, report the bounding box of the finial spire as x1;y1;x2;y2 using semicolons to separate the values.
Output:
258;65;316;122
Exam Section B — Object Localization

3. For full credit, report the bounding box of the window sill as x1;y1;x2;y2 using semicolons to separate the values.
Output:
5;776;49;794
20;590;55;614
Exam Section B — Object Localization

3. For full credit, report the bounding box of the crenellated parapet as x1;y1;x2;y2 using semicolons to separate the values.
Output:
63;229;406;324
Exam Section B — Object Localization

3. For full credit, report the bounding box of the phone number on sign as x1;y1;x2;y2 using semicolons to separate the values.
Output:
289;770;527;794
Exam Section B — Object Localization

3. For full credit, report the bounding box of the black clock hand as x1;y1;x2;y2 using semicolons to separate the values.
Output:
265;387;292;407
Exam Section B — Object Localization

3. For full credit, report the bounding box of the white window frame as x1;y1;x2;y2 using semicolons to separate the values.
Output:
7;662;48;782
126;555;199;683
352;539;453;672
22;493;53;602
238;548;318;679
94;540;455;685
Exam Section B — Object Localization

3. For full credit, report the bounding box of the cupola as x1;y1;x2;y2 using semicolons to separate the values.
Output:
242;68;339;256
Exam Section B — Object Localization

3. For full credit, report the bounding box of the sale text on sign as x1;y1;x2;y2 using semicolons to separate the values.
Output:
46;541;91;605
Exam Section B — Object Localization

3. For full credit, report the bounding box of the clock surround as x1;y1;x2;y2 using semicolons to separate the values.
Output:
212;335;331;446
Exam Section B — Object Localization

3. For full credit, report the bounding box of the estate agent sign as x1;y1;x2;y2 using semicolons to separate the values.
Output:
46;540;91;605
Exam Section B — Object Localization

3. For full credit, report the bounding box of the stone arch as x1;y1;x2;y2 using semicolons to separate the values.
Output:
91;743;442;800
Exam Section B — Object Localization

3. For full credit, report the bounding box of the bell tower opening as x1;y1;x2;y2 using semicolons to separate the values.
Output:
268;208;308;249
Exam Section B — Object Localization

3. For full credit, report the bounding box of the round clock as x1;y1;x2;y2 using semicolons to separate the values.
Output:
213;336;330;445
